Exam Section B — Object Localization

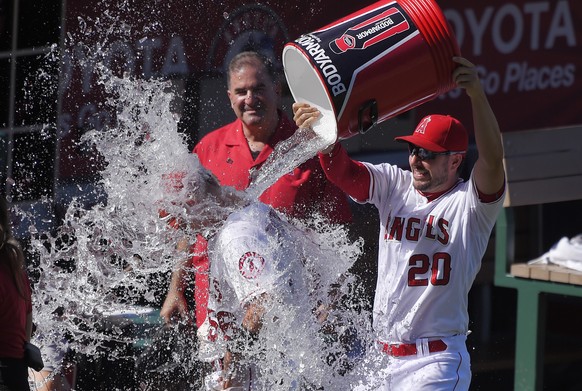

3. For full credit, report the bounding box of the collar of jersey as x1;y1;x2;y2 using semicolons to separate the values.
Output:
418;178;463;202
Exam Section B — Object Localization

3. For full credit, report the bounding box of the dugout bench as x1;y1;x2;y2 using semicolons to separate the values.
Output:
494;124;582;390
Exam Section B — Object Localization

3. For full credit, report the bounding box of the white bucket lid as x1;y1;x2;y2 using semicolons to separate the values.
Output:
282;45;338;147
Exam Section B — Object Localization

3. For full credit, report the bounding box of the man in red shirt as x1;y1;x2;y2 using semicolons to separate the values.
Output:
160;51;352;330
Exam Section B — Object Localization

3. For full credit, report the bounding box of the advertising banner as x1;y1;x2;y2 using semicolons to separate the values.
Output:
59;0;581;179
421;0;581;133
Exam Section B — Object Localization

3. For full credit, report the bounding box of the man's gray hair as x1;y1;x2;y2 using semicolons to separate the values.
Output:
226;51;278;88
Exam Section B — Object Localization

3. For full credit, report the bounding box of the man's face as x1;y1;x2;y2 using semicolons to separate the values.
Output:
227;61;280;132
409;151;463;194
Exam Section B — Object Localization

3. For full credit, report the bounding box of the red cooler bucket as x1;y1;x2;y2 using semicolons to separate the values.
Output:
282;0;460;144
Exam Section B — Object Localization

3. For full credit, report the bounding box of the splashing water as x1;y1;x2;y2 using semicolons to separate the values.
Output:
246;103;337;200
28;71;383;388
217;208;379;390
28;73;197;362
245;127;328;200
24;2;386;389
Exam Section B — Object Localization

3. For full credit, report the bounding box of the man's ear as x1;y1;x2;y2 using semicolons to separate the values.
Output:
451;154;464;171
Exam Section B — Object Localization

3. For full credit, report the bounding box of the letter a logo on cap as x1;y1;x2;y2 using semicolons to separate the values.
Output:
415;116;431;135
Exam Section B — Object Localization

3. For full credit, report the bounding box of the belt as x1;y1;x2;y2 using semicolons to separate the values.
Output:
379;339;448;357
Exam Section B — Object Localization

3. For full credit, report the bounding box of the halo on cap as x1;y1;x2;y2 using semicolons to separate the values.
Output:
395;114;468;153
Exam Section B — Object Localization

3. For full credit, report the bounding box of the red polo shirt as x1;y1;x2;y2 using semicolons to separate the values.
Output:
190;112;352;327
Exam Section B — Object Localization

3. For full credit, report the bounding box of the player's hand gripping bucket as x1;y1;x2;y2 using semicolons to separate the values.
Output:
282;0;460;145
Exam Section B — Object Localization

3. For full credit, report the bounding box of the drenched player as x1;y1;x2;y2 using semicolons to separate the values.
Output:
171;156;365;390
293;56;506;390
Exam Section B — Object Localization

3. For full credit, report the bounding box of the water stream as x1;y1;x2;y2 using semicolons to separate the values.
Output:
23;2;384;389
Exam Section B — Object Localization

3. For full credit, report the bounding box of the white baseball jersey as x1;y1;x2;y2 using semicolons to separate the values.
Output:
199;203;308;358
210;202;311;311
361;162;504;344
199;202;344;390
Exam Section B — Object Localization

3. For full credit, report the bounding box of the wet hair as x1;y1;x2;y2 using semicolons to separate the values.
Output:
0;197;28;299
186;155;221;199
226;51;278;88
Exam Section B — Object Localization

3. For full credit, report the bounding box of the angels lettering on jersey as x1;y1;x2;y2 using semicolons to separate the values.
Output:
384;213;450;245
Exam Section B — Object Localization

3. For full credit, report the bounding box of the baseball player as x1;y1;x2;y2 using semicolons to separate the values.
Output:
293;57;506;390
175;156;363;390
202;202;314;390
201;201;368;390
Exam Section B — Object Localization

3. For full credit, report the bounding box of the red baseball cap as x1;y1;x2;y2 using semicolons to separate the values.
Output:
395;114;468;153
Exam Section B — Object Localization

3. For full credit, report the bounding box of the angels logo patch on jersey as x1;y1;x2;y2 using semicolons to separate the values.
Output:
238;251;266;279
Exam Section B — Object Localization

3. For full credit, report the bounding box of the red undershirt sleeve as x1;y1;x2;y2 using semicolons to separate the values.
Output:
477;181;506;203
318;144;371;203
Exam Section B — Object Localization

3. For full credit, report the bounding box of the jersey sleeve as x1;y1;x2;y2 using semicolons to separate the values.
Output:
468;169;506;227
363;161;411;208
318;144;371;202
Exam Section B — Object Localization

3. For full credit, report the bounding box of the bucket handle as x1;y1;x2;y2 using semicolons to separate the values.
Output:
358;99;378;134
